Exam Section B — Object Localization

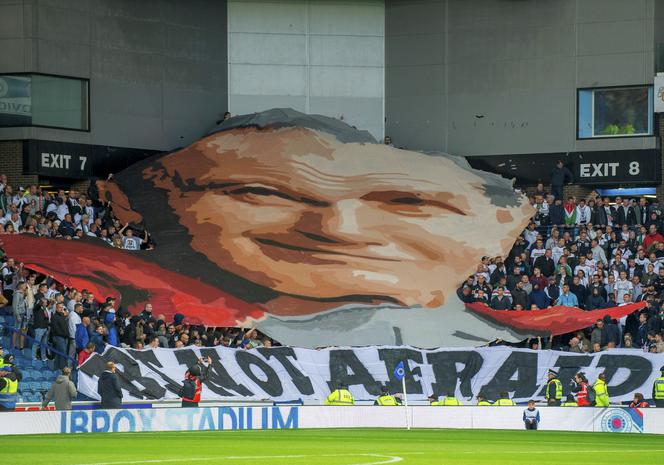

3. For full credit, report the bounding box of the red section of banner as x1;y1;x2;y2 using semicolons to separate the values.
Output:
1;235;646;336
0;235;264;326
466;301;645;335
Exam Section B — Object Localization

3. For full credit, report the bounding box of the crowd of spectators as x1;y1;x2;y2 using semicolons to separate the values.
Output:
0;173;277;370
457;183;664;353
0;174;153;250
2;171;664;360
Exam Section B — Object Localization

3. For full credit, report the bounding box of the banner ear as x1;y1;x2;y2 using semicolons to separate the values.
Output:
95;179;144;226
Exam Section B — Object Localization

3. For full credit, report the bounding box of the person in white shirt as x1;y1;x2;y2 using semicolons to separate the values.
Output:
584;254;597;275
576;199;591;226
55;198;70;221
84;199;95;221
633;250;648;267
620;224;630;242
614;239;632;260
614;271;633;304
530;239;546;264
551;238;566;265
523;223;538;247
574;256;592;280
120;225;147;251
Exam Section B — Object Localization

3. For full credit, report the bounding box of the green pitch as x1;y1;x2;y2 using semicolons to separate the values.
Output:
5;429;664;465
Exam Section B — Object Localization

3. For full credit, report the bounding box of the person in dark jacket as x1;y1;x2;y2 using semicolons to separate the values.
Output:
50;303;70;370
534;250;555;278
511;281;529;309
549;198;565;226
602;315;621;347
90;324;107;353
97;361;123;409
181;357;211;407
32;297;50;361
550;161;573;200
490;288;511;310
528;284;551;309
456;285;475;303
585;287;606;311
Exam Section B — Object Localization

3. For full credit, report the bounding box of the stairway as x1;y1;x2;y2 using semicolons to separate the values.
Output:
0;312;62;404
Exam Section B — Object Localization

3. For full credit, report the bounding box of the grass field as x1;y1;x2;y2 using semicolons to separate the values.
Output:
4;429;664;465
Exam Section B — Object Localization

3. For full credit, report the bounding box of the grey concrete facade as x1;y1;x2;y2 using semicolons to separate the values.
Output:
0;0;228;151
386;0;664;156
228;0;385;140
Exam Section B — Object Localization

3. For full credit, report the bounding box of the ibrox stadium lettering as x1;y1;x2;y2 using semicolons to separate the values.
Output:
77;347;664;403
59;407;298;433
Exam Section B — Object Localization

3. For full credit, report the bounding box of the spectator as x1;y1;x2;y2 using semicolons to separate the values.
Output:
78;342;96;366
602;315;621;347
591;319;604;348
11;282;29;350
32;296;50;361
42;367;77;410
556;284;578;307
511;281;529;309
585;287;606;311
550;160;572;200
58;213;76;237
643;224;664;250
75;315;91;352
635;313;649;348
533;249;555;277
615;271;633;305
98;361;123;409
576;199;591;227
616;198;637;226
120;225;147;251
528;284;550;310
490;288;511;310
50;303;70;370
549;198;565;226
91;325;107;353
568;337;583;353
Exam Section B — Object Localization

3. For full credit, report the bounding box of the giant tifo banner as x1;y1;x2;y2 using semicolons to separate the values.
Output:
78;346;664;404
2;406;664;435
0;108;644;347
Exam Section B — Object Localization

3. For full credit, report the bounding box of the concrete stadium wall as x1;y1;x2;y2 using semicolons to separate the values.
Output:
386;0;661;156
228;0;385;140
0;0;228;152
1;405;663;435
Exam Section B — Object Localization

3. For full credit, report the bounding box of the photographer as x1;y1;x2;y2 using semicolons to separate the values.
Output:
569;372;593;406
180;356;211;408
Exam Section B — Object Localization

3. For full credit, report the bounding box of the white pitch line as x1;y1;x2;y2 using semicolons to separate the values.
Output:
464;449;664;454
73;453;405;465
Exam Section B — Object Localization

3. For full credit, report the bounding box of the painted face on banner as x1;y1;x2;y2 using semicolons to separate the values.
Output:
143;126;532;313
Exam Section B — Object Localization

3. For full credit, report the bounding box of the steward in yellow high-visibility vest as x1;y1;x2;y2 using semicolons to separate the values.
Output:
545;369;563;406
374;386;400;406
0;366;21;411
561;394;578;407
493;392;516;406
325;383;355;406
441;392;462;406
476;393;492;406
593;373;610;407
653;366;664;408
428;394;444;406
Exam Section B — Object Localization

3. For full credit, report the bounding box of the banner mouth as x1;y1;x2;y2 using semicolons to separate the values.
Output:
464;301;646;336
